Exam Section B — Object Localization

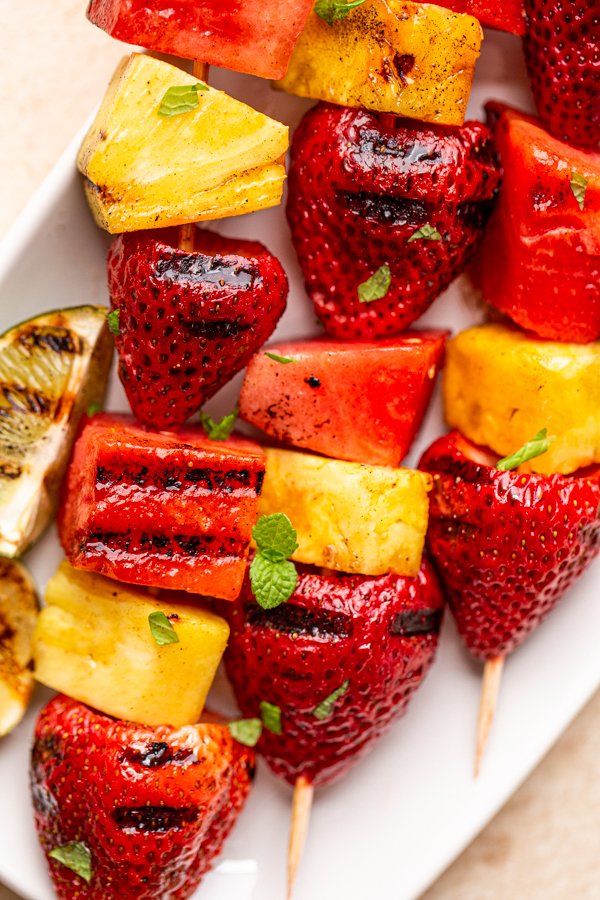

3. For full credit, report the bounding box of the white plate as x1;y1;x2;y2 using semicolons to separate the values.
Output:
1;30;598;900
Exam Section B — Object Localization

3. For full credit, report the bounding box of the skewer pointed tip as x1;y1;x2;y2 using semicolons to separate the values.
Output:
287;775;314;899
475;655;505;778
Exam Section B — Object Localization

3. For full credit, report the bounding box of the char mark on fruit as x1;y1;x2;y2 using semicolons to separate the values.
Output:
389;608;443;636
81;530;245;560
0;463;22;480
155;253;257;290
18;327;81;356
180;318;252;340
338;190;429;227
393;53;416;83
0;384;51;417
113;806;199;833
456;199;498;231
95;464;261;495
355;127;442;168
246;602;353;639
123;742;197;768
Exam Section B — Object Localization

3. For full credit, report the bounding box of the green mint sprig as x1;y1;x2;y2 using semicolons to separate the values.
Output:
313;680;350;720
48;842;92;884
106;309;120;336
158;83;208;118
200;408;238;441
314;0;367;25
407;223;442;243
148;611;180;646
496;428;556;471
250;513;298;609
357;264;391;303
570;172;588;211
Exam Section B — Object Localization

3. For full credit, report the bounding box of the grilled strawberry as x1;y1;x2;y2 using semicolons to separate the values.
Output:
58;413;265;600
523;0;599;150
419;430;600;660
107;227;288;428
223;560;444;787
31;694;255;900
286;103;500;340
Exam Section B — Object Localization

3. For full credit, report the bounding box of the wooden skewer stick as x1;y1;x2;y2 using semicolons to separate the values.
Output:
474;655;504;778
179;60;210;252
287;775;314;899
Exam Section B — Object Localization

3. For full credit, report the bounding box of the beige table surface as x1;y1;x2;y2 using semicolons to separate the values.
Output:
1;2;599;898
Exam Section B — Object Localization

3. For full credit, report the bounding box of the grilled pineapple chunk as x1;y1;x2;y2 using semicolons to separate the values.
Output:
258;448;431;575
33;562;229;727
78;53;289;233
0;560;38;736
0;306;113;557
444;324;600;474
276;0;482;125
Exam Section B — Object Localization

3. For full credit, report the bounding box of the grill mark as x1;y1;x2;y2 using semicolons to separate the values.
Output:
337;190;429;226
123;741;197;768
156;253;256;289
247;603;353;639
18;327;81;355
456;198;497;231
0;385;52;416
181;319;252;340
0;462;22;480
390;608;443;637
82;530;245;560
95;464;261;495
113;806;198;833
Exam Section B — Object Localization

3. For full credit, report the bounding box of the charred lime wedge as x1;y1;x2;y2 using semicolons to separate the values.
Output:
0;558;38;735
0;306;113;557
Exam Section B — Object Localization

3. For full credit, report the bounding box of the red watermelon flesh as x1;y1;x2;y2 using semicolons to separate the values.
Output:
86;0;315;80
238;331;448;467
429;0;525;34
58;413;265;600
470;103;600;343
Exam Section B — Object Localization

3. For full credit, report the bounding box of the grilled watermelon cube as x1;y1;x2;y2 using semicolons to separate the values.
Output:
429;0;525;34
58;413;265;600
86;0;315;80
239;332;448;467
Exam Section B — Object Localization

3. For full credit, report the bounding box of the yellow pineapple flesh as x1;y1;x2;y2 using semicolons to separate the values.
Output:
258;448;431;576
0;559;38;736
33;562;229;727
276;0;482;125
444;324;600;474
78;53;289;233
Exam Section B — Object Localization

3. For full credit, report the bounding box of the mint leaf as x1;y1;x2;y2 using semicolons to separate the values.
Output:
158;83;208;117
148;611;180;646
200;408;238;441
313;680;350;720
315;0;367;25
357;264;391;303
570;172;588;211
496;428;556;471
250;554;298;609
260;700;282;735
252;513;298;561
407;223;442;243
106;309;120;336
228;718;263;747
265;352;297;365
48;842;92;884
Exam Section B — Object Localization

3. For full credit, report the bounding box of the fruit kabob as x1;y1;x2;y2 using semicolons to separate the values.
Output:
14;5;304;895
68;0;505;894
420;97;600;772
